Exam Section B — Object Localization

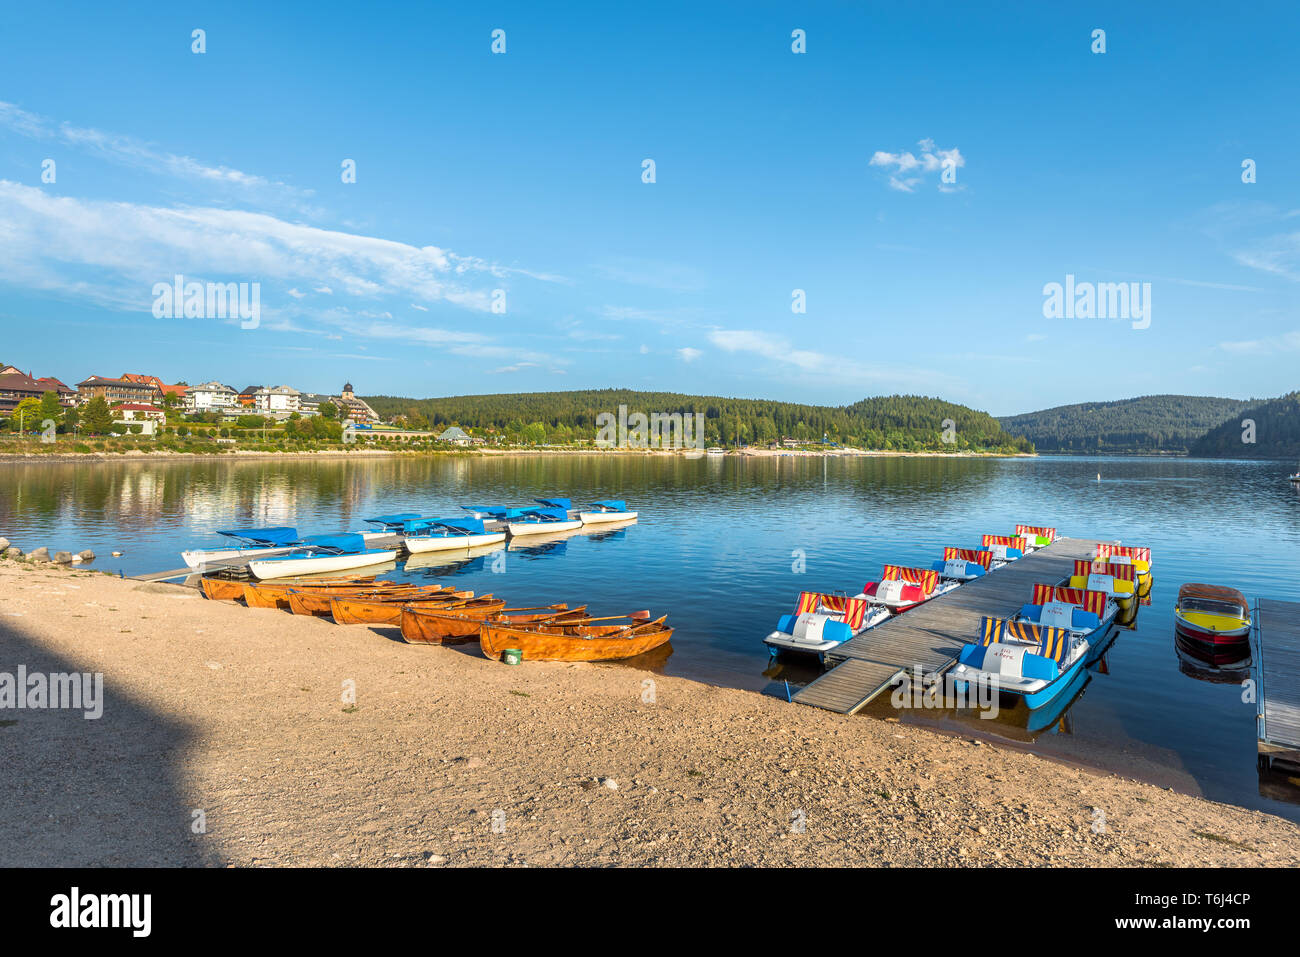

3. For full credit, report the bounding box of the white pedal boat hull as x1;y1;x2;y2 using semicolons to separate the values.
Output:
247;549;398;580
403;532;507;554
578;510;638;525
506;519;584;537
181;545;296;570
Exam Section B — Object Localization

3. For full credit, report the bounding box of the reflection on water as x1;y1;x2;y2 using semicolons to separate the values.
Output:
3;453;1300;821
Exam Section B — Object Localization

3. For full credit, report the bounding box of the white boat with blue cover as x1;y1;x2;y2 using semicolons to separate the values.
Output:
359;513;424;543
505;504;584;537
764;592;888;659
402;517;507;554
979;542;1024;566
578;500;638;525
181;526;302;570
950;617;1091;710
246;533;398;580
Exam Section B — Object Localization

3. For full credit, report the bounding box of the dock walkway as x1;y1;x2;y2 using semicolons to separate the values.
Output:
1255;598;1300;770
793;537;1102;714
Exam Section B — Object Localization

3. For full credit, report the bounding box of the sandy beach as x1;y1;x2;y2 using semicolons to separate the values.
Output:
1;560;1296;868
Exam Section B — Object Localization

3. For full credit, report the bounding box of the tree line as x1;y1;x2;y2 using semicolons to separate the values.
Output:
364;389;1034;451
996;394;1255;453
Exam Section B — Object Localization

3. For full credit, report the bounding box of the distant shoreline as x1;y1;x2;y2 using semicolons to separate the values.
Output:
0;446;1038;464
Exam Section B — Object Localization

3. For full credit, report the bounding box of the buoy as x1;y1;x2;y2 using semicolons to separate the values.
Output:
1096;473;1101;481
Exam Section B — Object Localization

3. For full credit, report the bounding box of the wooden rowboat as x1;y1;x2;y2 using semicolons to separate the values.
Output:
200;578;251;601
400;603;587;644
287;584;471;617
479;614;672;662
330;593;494;626
204;574;382;602
242;578;404;609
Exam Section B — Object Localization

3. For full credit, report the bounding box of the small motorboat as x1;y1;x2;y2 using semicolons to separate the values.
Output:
578;500;639;525
505;505;584;537
862;565;954;612
359;513;424;543
400;602;586;644
1288;463;1300;485
246;534;398;580
402;517;507;553
1174;583;1251;650
950;616;1090;710
1017;584;1116;638
764;592;888;658
479;611;672;662
181;526;301;570
1095;543;1152;596
1068;561;1137;609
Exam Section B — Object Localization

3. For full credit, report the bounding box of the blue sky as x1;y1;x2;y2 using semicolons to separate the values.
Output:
1;1;1298;416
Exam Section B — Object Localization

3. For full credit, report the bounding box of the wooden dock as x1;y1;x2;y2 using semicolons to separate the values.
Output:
1255;598;1300;770
793;537;1103;714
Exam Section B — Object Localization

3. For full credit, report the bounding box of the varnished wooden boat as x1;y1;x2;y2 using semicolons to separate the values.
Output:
200;578;250;601
204;574;381;603
400;603;586;644
242;578;403;610
329;592;490;626
287;584;470;617
479;614;672;662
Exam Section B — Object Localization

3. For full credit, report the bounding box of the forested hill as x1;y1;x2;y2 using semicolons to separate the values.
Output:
1188;392;1300;458
363;389;1034;451
996;395;1254;454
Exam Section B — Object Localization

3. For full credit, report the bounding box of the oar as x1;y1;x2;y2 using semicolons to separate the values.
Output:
608;615;667;639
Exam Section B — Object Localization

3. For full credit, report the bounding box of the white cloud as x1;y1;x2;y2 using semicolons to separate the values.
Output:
1219;330;1300;354
869;138;965;193
677;347;702;362
287;288;306;299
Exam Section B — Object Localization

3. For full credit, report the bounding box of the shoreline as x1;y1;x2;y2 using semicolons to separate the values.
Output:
0;446;1037;464
1;560;1295;867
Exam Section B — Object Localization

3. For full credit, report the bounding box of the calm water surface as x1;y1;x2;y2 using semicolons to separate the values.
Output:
3;453;1299;823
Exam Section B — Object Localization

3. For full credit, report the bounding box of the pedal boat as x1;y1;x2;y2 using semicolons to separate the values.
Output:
1067;567;1137;611
505;505;584;537
1014;585;1116;639
181;526;301;570
246;534;399;580
1095;544;1153;597
1174;583;1251;646
931;557;987;582
951;617;1088;710
1015;525;1057;552
358;513;424;543
982;534;1030;558
578;500;639;525
764;592;888;658
862;565;955;612
402;517;507;553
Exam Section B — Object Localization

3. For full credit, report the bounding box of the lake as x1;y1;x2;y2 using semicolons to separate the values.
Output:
2;452;1298;822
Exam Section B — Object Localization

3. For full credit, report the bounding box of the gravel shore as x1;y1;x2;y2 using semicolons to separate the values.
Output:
1;561;1296;867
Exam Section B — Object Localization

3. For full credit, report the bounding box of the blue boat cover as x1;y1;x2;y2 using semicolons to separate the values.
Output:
930;559;986;578
522;506;569;522
462;505;531;520
535;497;572;510
590;500;627;512
364;513;423;527
299;533;367;554
776;613;851;645
217;526;300;546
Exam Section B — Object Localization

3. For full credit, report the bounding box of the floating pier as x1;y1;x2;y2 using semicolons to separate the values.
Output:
793;537;1103;714
1255;598;1300;771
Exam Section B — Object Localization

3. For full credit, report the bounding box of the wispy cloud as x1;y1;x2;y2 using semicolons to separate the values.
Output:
677;347;702;362
0;100;305;198
869;138;965;193
1218;330;1300;354
593;256;708;292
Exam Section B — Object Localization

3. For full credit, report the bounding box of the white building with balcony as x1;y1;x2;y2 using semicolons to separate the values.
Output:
184;381;239;414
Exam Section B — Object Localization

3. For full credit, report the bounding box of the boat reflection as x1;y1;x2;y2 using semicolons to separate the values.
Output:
401;543;505;577
1174;630;1251;680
